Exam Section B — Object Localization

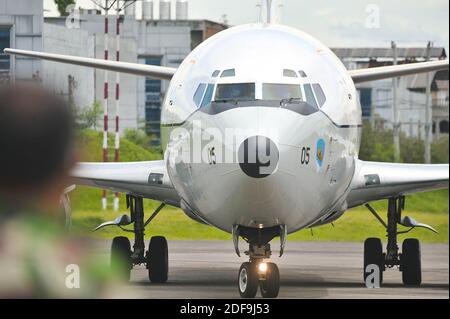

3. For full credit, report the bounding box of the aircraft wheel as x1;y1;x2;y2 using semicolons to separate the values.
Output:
238;262;258;298
260;262;280;298
364;237;384;285
111;236;132;282
401;238;421;286
147;236;169;283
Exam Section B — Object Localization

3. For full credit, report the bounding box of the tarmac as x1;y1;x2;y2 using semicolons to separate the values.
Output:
94;240;449;299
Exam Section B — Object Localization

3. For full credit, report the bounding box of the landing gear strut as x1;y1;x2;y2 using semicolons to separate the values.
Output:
364;196;435;286
108;195;168;283
235;225;284;298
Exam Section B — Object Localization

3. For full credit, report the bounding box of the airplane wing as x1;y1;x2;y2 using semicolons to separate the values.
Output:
6;49;447;83
4;48;177;80
347;60;449;207
71;161;181;207
349;59;449;83
346;160;449;208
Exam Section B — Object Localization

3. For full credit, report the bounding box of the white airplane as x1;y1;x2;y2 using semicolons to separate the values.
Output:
5;3;449;298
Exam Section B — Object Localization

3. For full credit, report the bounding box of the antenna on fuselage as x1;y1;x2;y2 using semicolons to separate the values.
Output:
257;0;283;24
266;0;273;23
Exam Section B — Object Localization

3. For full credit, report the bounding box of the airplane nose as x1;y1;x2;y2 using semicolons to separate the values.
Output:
238;136;279;178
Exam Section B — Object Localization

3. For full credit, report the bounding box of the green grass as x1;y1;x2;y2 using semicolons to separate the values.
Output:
71;130;449;243
71;130;162;212
72;205;448;243
76;129;162;163
72;206;232;241
288;209;448;243
361;189;449;215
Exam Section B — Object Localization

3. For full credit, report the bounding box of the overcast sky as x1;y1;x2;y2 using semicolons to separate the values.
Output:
43;0;449;50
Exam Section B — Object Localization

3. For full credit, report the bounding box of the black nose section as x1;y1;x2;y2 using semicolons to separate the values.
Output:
238;136;279;178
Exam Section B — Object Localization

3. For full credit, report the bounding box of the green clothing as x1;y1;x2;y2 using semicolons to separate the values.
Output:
0;213;117;298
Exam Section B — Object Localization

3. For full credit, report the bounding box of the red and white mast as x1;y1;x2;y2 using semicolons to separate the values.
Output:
102;0;110;210
113;0;121;211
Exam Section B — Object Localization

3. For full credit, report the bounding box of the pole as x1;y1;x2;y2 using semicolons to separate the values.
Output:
418;120;422;140
424;41;432;164
392;41;400;162
256;3;262;23
102;0;110;210
113;0;121;211
266;0;273;23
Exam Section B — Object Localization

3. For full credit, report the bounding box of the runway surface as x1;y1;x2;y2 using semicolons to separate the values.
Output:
95;240;449;299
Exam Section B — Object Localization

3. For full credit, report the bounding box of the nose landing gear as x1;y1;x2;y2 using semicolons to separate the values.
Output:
238;260;280;298
235;225;284;298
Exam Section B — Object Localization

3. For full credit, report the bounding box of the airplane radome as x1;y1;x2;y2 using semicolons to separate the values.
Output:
5;8;449;299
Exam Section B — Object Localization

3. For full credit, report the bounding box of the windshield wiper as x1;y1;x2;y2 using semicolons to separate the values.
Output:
215;99;238;104
215;98;255;104
280;98;303;106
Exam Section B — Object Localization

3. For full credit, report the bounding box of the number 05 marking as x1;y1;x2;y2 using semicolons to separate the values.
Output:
301;147;310;165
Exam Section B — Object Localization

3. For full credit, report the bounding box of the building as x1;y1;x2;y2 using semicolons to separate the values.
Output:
0;1;94;112
0;0;43;84
44;4;227;143
332;47;449;139
42;23;95;110
45;10;140;134
1;0;227;144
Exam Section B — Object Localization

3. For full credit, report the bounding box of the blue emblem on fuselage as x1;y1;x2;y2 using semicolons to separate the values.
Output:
316;138;326;169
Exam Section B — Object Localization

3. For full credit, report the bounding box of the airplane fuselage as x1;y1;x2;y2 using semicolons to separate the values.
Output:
5;11;446;297
160;23;361;233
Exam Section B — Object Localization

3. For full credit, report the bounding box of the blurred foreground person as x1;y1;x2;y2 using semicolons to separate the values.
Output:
0;84;118;298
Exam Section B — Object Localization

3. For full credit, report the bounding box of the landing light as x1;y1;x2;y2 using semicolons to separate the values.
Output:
258;262;268;273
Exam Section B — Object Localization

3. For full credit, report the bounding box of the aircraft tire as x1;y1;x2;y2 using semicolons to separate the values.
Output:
401;238;422;286
364;237;384;285
238;262;258;298
147;236;169;283
260;262;280;298
111;236;132;282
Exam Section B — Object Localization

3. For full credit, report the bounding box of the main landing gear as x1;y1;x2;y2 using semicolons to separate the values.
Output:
234;225;286;298
96;195;168;283
364;196;437;286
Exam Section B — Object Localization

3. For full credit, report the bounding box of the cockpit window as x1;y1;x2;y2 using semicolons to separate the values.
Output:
220;69;236;77
312;83;326;107
262;83;302;101
299;70;307;78
303;84;318;108
193;83;207;107
215;83;255;101
283;69;298;78
201;82;319;116
200;84;215;108
211;70;220;78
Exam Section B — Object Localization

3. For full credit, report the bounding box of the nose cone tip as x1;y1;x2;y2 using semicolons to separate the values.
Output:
238;136;279;178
